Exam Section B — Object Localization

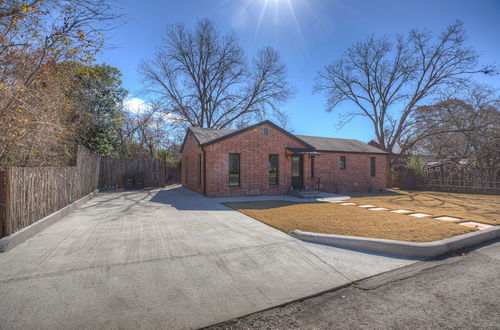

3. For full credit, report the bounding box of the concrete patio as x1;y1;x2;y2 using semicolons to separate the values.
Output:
0;186;420;329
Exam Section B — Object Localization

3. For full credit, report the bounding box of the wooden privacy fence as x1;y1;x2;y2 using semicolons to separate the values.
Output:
0;146;101;237
0;171;6;238
165;163;182;184
0;147;182;238
99;157;168;189
400;167;500;194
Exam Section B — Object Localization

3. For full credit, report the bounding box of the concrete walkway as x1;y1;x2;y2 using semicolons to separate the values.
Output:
0;187;419;329
213;191;350;203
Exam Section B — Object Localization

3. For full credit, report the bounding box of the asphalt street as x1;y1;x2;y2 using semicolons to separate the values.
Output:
209;239;500;330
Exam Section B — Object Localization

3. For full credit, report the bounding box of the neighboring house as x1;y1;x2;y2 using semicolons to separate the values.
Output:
180;120;387;197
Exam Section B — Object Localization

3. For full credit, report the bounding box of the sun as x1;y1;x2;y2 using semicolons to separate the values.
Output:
221;0;319;53
255;0;308;48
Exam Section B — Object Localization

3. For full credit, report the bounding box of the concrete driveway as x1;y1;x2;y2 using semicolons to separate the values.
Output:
0;186;418;329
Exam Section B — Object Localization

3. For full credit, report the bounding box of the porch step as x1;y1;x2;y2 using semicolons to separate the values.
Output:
289;190;324;198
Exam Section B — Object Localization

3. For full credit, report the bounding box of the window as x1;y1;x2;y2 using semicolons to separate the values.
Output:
370;157;376;177
229;154;240;187
339;156;346;169
198;154;202;185
310;156;315;178
263;126;269;136
184;156;189;183
269;154;279;185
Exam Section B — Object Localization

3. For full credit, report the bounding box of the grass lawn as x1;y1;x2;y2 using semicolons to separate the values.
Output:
349;190;499;225
224;200;474;242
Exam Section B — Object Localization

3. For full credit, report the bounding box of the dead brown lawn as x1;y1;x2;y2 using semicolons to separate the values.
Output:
349;190;499;225
224;201;474;242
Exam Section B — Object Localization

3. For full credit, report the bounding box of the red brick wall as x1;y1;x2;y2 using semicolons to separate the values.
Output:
181;124;387;197
203;124;306;197
181;132;204;194
302;152;387;194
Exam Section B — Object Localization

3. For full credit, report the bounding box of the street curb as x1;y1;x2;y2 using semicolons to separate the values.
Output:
289;226;500;258
0;190;98;253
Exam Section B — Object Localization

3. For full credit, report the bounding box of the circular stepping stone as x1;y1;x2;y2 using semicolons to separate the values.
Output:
458;221;493;230
391;209;412;214
408;213;431;218
340;202;357;206
368;207;388;211
358;204;375;208
434;216;461;222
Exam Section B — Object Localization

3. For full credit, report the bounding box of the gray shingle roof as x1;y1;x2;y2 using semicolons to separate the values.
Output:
295;135;386;154
189;127;234;145
186;123;386;154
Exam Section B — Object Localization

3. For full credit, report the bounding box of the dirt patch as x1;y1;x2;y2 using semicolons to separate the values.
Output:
224;200;474;242
349;190;499;225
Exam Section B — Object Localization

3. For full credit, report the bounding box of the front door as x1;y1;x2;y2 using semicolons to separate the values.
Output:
291;155;303;190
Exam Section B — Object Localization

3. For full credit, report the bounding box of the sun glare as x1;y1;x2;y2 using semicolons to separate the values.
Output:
254;0;312;52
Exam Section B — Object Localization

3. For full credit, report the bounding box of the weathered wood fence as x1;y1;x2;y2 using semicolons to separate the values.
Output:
400;167;500;194
99;157;168;189
165;163;182;184
0;147;182;238
0;171;6;238
0;146;101;237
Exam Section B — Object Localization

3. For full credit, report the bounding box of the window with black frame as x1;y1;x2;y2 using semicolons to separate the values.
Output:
269;154;278;185
228;153;240;187
198;154;202;185
370;157;376;176
340;156;346;169
311;156;315;178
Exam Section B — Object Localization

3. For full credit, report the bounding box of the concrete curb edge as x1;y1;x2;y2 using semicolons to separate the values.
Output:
289;227;500;258
0;190;98;252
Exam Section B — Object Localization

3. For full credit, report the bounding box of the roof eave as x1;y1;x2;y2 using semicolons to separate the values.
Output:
180;127;202;153
314;149;388;155
199;120;316;150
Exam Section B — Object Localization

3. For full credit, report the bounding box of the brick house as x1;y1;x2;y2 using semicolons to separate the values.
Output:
180;120;387;197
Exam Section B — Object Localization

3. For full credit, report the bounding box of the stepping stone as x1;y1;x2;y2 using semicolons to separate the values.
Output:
340;202;357;205
391;209;412;214
458;221;493;230
408;213;431;218
358;204;375;208
434;216;461;222
368;207;388;211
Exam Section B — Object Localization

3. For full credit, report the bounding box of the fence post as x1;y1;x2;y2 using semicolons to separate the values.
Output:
0;170;7;238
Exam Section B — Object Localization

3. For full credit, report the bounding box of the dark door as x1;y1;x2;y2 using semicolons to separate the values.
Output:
291;155;303;190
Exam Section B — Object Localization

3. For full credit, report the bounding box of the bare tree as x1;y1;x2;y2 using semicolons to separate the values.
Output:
315;21;495;164
140;19;294;129
411;85;499;182
120;102;182;159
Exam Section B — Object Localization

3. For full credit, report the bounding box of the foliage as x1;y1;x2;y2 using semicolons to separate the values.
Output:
0;0;119;166
406;155;425;174
69;63;128;156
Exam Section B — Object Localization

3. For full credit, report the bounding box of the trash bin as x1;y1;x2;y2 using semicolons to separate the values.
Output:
134;174;145;189
124;175;134;190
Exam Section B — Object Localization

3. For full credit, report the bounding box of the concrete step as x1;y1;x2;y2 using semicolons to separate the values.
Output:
289;190;324;198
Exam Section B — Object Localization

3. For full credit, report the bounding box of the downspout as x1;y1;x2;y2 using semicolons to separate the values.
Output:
202;147;207;196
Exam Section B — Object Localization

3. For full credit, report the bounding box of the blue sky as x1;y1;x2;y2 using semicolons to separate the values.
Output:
97;0;500;142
